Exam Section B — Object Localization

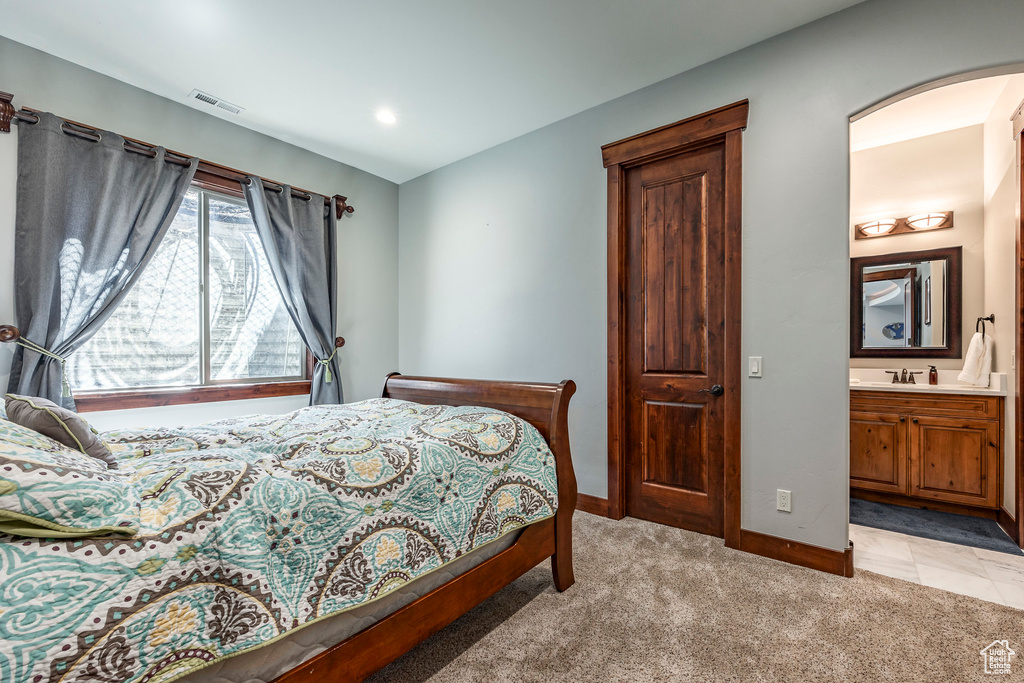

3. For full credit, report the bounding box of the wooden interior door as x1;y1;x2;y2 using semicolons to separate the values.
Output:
623;141;727;537
909;416;1000;509
850;411;907;494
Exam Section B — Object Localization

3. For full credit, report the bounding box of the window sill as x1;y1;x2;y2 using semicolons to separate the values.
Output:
74;380;312;413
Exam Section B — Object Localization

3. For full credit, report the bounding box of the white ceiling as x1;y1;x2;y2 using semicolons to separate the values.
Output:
1;0;866;183
850;76;1014;152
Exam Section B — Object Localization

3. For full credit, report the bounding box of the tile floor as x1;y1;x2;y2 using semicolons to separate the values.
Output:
850;523;1024;609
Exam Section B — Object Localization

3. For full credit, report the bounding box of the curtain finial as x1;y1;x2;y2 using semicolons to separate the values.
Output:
333;195;355;219
0;92;13;134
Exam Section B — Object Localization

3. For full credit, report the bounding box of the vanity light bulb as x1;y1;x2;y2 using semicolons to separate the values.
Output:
376;109;397;125
907;212;948;229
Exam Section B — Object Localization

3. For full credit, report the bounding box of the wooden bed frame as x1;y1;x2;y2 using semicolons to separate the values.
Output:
0;348;577;681
272;373;578;683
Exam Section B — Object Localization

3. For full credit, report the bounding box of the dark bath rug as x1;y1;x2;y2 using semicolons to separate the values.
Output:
851;497;1022;555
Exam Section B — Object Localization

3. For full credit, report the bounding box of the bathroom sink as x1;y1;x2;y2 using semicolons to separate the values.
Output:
853;381;950;389
849;380;951;388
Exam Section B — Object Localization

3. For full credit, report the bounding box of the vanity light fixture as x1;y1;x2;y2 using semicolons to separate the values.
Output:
375;109;397;125
853;211;954;240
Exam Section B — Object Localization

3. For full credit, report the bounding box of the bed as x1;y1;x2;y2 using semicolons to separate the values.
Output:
0;373;577;683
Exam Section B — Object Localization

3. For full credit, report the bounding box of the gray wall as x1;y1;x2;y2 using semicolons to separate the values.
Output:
398;0;1024;551
0;37;399;429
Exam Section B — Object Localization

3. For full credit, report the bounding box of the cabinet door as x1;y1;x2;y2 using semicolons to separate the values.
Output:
909;416;1000;508
850;411;907;494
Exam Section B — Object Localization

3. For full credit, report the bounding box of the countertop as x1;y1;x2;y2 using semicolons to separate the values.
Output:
849;369;1007;397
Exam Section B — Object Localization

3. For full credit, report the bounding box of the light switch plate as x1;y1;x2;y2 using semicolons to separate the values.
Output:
749;356;763;378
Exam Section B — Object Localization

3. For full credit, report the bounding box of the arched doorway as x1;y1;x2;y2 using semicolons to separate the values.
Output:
847;69;1024;604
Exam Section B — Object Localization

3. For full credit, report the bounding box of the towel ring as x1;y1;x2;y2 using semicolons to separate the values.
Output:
977;314;995;338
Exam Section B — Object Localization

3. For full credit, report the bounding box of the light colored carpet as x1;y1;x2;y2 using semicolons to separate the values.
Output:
368;512;1022;682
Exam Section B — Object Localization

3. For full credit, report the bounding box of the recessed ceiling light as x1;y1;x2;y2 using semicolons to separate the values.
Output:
376;109;397;125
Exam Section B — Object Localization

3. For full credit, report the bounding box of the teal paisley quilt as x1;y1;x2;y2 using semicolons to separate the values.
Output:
0;398;558;683
0;419;140;539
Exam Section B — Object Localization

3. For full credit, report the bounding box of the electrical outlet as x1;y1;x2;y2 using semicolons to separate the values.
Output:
777;489;792;513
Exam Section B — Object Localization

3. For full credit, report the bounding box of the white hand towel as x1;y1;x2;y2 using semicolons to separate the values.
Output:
958;332;993;387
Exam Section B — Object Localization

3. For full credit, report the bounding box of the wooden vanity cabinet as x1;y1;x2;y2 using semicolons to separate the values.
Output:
850;391;1002;511
850;411;907;494
909;415;1000;508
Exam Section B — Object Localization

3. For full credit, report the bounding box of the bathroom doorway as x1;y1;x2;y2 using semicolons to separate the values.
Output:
848;72;1024;606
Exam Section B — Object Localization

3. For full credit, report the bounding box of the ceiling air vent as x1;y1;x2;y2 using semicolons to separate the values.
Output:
188;89;244;115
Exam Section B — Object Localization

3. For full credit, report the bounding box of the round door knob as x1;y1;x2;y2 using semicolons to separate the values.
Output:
700;384;724;397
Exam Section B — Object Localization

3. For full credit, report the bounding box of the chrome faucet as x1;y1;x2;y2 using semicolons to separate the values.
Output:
886;369;923;384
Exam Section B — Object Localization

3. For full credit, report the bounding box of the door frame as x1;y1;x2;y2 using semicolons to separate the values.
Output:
1015;106;1024;546
603;100;748;549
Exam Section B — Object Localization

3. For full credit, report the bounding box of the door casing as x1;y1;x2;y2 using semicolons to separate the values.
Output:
603;100;747;548
1015;115;1024;547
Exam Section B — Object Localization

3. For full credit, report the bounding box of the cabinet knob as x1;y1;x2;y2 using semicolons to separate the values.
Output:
912;418;919;423
899;417;906;422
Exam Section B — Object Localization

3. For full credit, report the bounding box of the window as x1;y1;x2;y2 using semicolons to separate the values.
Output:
69;188;307;397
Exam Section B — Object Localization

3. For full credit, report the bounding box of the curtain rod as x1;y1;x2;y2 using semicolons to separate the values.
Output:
0;91;355;219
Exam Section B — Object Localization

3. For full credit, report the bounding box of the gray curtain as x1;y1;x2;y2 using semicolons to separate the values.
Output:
243;177;342;405
8;113;198;409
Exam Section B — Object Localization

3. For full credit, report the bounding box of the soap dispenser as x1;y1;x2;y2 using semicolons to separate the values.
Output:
928;365;938;386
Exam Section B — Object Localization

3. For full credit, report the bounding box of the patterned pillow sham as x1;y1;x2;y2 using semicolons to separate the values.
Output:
0;417;140;538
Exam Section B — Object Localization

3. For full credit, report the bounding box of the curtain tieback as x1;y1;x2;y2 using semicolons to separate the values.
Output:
315;347;340;384
15;336;71;397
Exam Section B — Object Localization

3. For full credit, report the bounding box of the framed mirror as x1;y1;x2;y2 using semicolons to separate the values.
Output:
851;246;962;359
